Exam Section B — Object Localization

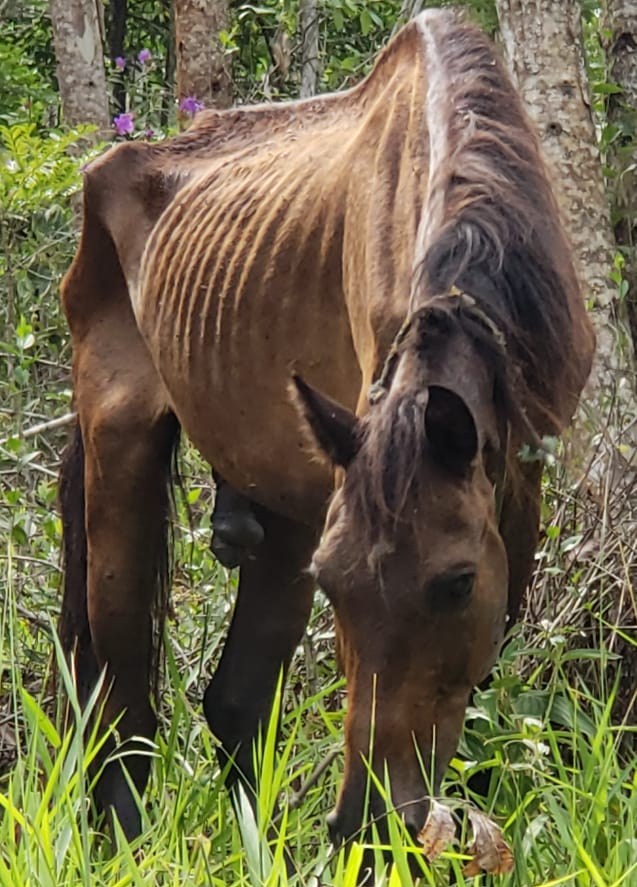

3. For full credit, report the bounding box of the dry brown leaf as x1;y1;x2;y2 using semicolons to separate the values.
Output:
417;799;456;861
463;808;514;876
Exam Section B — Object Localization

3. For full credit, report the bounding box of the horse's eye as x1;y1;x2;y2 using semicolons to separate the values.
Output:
427;570;475;610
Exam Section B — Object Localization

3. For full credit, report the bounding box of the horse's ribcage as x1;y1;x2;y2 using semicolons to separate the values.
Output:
133;54;426;518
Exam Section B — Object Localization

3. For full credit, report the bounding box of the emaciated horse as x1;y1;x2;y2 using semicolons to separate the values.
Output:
57;10;594;849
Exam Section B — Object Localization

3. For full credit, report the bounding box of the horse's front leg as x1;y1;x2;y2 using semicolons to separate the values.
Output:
203;506;317;805
466;460;542;802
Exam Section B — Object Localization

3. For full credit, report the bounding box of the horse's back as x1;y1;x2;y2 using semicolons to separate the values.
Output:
135;115;358;519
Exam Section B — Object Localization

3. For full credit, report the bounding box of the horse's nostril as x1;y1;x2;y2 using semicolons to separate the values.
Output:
326;808;343;847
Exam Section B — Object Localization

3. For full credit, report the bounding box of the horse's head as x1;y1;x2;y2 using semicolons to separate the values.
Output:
293;301;518;845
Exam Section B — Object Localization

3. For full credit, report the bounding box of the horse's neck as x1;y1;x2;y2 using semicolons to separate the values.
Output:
339;140;428;405
329;59;430;409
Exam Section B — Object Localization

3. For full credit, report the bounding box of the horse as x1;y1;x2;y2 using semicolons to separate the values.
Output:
57;9;594;851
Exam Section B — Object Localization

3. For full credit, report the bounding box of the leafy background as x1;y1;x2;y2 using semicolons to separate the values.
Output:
0;1;635;885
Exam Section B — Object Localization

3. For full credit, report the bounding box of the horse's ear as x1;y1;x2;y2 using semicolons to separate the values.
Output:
291;374;361;468
425;385;478;474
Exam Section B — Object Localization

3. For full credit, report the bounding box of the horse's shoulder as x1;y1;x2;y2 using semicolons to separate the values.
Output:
63;141;187;334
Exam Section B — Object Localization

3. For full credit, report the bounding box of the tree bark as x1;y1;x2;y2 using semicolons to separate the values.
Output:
174;0;232;115
494;0;634;405
49;0;110;137
496;0;637;722
299;0;320;98
604;0;637;351
108;0;128;113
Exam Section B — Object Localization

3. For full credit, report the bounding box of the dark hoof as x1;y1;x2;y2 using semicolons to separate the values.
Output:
96;765;143;843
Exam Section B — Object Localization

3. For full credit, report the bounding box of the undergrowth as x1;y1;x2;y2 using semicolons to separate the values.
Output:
1;542;635;885
1;2;636;884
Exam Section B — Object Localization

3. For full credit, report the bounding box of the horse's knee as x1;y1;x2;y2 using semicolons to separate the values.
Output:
203;681;266;789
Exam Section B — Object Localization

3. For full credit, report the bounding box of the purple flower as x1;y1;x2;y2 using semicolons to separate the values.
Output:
144;128;155;139
137;48;152;65
113;112;135;136
179;95;205;116
114;56;126;70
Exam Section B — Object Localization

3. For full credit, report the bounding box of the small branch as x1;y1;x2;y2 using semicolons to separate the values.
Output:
272;747;340;827
0;411;76;447
15;603;52;634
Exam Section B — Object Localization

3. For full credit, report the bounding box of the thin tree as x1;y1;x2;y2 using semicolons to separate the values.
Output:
495;0;637;723
49;0;110;137
494;0;633;405
299;0;320;98
604;0;637;350
174;0;232;115
108;0;128;113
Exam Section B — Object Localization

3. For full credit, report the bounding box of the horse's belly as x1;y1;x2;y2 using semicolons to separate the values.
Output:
172;355;338;524
146;289;359;525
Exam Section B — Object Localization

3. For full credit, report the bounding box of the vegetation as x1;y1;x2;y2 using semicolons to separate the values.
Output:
0;1;635;885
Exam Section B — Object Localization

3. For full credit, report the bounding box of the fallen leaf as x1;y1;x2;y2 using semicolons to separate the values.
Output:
463;808;514;876
417;799;456;860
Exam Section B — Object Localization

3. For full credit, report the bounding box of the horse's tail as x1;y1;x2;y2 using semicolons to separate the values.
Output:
57;417;180;707
58;420;98;706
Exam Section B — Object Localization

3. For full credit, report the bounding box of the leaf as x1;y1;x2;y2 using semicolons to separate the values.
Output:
463;808;514;876
359;9;373;37
417;799;455;860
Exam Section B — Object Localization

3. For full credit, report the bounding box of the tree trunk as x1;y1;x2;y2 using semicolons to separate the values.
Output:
604;0;637;351
299;0;320;98
494;1;634;403
49;0;110;137
0;1;20;19
174;0;232;116
496;0;637;723
495;1;614;313
108;0;128;113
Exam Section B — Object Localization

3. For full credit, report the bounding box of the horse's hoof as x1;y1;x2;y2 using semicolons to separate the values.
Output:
96;764;143;843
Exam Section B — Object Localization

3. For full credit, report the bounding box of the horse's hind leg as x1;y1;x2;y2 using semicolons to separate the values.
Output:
60;308;178;841
204;506;317;801
59;423;96;710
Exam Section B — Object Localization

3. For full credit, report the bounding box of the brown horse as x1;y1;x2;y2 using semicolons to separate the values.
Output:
57;10;594;849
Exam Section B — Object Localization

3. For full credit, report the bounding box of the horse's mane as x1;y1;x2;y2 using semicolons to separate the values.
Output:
413;12;585;434
344;12;589;547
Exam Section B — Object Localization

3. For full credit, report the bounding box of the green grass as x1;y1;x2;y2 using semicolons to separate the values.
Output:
1;529;635;886
1;6;635;881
